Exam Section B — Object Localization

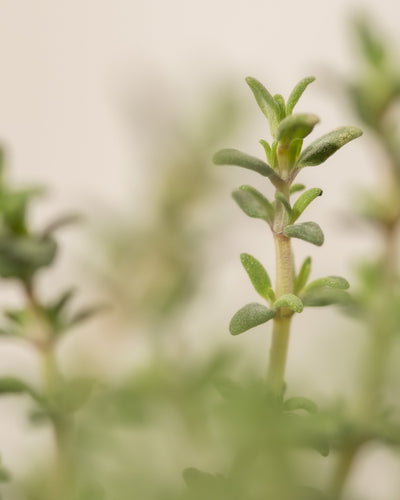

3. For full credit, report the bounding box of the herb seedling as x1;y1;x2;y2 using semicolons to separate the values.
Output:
214;76;362;395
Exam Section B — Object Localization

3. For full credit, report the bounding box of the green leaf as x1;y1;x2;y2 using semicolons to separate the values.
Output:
229;303;276;335
295;256;312;293
290;188;323;223
275;191;292;216
259;139;272;164
290;183;306;194
0;236;57;281
276;113;319;144
245;77;280;136
304;276;350;293
297;126;363;167
286;76;316;115
302;289;351;307
232;186;274;223
0;377;40;401
273;294;303;313
271;141;278;168
213;148;276;177
240;253;273;301
274;93;286;121
288;138;303;167
283;396;318;414
284;221;324;246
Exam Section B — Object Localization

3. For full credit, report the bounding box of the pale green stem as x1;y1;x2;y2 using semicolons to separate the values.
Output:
267;179;294;394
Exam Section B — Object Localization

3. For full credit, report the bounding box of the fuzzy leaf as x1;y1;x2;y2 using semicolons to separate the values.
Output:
246;77;280;136
304;276;350;293
213;148;275;177
277;113;319;144
288;138;303;167
274;294;303;313
229;303;276;335
240;253;272;300
275;191;292;216
290;183;306;194
274;94;286;121
232;186;274;223
0;377;40;401
297;127;363;167
259;139;272;164
286;76;316;115
284;221;324;246
295;256;312;293
290;188;323;223
283;396;318;414
302;289;351;307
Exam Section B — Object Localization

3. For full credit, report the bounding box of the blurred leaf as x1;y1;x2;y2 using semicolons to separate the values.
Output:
42;213;82;237
286;76;315;115
0;377;41;402
0;235;57;281
284;222;324;246
276;113;319;144
283;397;318;415
290;188;323;223
289;183;306;194
274;294;303;313
232;186;274;223
302;289;351;307
240;253;274;301
214;148;276;177
294;256;312;293
354;16;387;67
246;77;280;136
229;303;276;335
304;276;350;293
297;127;363;167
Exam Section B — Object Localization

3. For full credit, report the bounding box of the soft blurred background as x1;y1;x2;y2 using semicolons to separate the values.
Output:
0;1;400;499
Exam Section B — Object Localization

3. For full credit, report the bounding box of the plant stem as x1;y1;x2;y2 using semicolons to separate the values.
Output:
267;181;294;395
329;443;359;500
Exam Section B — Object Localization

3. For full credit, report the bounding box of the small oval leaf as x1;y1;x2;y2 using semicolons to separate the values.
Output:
295;256;312;294
302;289;351;307
274;294;303;313
277;113;319;144
240;253;272;300
297;126;363;167
274;93;286;121
232;186;274;222
229;303;276;335
213;148;275;177
286;76;316;115
290;188;323;223
290;183;306;194
304;276;350;293
284;222;324;246
246;77;280;136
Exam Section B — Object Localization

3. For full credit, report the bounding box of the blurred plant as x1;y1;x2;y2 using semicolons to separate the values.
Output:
325;15;400;499
0;148;101;499
91;84;244;343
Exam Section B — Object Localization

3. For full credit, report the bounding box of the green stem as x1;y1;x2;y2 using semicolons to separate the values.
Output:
267;181;294;394
329;443;359;500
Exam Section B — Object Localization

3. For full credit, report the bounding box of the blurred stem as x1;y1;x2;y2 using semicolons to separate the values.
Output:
23;280;73;499
329;443;359;500
267;179;294;395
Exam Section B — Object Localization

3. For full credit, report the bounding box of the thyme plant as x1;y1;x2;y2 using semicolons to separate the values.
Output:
214;76;362;396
